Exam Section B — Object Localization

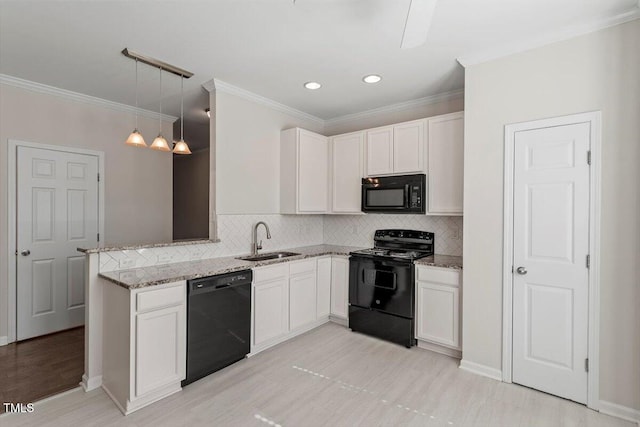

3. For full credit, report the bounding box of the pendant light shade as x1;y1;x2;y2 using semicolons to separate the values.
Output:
125;129;146;147
173;140;192;155
150;134;171;151
125;58;147;147
173;75;192;155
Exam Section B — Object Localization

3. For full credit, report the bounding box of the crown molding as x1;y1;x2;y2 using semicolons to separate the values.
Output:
324;89;465;127
201;78;216;93
0;74;177;122
204;78;325;126
457;5;640;67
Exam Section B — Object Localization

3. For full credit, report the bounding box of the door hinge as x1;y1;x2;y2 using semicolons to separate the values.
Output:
585;358;589;372
97;233;100;242
587;151;591;165
586;254;590;269
97;173;100;182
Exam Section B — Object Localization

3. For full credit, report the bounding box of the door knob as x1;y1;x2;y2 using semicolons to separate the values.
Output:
516;266;527;275
21;249;31;256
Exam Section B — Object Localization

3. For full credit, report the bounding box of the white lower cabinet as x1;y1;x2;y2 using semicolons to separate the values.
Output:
289;262;318;331
251;256;347;355
102;280;186;415
330;257;349;319
415;266;461;357
316;257;332;318
253;276;289;346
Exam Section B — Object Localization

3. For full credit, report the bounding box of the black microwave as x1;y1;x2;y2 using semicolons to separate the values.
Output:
361;174;426;214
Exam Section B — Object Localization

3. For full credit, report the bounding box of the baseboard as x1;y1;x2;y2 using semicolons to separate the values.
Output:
599;400;640;425
329;315;348;327
417;340;462;359
0;336;8;346
459;359;503;381
249;317;331;357
81;374;102;392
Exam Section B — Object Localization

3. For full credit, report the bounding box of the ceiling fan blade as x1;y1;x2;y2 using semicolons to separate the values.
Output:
401;0;438;49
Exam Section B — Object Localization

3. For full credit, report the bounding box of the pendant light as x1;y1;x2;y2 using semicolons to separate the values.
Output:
150;66;171;152
173;75;192;155
125;58;147;147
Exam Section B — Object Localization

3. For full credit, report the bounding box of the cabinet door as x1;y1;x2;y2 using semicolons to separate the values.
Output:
332;133;364;213
316;257;331;318
330;257;349;319
134;304;185;397
289;272;317;331
393;120;424;173
416;281;460;349
366;126;393;176
298;130;329;213
253;278;289;346
427;113;464;214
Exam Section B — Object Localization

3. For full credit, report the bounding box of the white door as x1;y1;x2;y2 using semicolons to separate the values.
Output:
512;122;590;404
298;130;329;212
366;126;393;176
289;272;317;331
331;132;363;213
427;113;464;214
393;120;424;174
330;257;349;319
316;257;331;318
17;146;99;340
253;278;289;346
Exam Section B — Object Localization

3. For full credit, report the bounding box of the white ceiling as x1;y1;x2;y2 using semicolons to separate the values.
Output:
0;0;637;134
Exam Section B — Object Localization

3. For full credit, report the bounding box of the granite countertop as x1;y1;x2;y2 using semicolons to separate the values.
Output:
99;245;362;289
78;238;220;254
100;245;464;289
415;254;463;270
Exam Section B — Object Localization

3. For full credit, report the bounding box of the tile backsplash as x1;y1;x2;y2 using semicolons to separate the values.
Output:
99;214;323;272
99;213;462;272
323;214;463;256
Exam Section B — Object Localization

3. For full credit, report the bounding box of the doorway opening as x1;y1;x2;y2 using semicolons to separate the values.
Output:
4;140;104;412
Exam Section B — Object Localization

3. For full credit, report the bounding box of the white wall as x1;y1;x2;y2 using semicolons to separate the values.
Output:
0;83;174;339
215;91;324;215
324;95;464;135
463;20;640;410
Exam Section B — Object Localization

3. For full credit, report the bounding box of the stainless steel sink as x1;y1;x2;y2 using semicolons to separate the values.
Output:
236;251;300;262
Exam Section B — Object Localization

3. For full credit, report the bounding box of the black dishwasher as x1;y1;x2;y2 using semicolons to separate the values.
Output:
182;270;252;386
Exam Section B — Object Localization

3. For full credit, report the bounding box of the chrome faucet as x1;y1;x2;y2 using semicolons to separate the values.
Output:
252;221;272;255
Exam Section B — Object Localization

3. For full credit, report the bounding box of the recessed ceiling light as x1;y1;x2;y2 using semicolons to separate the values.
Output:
304;81;322;90
362;74;382;84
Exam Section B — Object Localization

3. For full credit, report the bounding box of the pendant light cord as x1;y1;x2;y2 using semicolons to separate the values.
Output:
180;76;184;141
159;67;163;134
135;58;139;129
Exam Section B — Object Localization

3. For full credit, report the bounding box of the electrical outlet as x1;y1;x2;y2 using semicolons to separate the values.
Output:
119;271;135;282
157;253;174;264
119;258;135;269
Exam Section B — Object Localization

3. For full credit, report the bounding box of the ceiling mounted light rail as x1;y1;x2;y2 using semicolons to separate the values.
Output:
122;48;193;155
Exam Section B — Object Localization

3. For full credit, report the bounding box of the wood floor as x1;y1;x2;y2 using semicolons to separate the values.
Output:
0;323;631;426
0;327;84;413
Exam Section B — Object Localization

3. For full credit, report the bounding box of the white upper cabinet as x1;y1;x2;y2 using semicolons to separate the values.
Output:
331;132;364;213
281;128;329;214
393;120;424;174
365;126;394;175
426;112;464;215
365;119;425;177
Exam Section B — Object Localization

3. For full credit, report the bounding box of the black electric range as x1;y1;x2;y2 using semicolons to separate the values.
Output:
348;229;434;347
